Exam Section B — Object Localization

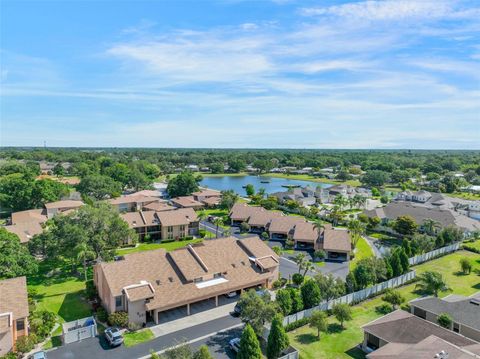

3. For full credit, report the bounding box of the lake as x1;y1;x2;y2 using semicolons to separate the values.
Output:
200;175;332;195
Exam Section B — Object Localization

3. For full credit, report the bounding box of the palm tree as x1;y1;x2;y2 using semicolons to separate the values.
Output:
302;261;315;277
313;220;324;244
422;218;440;236
329;206;344;226
415;271;449;297
197;210;207;222
348;219;366;249
213;217;223;238
75;242;95;282
293;253;307;274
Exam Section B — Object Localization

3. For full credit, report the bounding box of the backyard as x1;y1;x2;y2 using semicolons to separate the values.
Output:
288;250;480;359
116;238;203;255
349;237;374;270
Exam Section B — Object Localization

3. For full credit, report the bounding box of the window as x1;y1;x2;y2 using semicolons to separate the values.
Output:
16;319;25;331
115;296;123;309
167;226;173;233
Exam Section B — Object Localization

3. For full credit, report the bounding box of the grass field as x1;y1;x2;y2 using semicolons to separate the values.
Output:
28;259;92;323
349;237;374;270
124;329;155;347
116;238;203;255
449;192;480;200
264;173;361;187
368;232;402;247
289;250;480;359
464;240;480;252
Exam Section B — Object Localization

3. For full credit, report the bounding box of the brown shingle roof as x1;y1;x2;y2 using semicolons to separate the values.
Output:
247;209;281;227
229;203;262;221
0;277;29;321
143;202;176;212
238;236;279;259
4;222;43;243
44;200;84;210
120;212;146;228
108;195;160;205
293;222;319;243
201;196;221;206
192;189;221;197
268;216;305;234
170;196;205;208
322;228;351;252
156;208;198;227
11;209;47;225
123;283;155;302
96;237;277;312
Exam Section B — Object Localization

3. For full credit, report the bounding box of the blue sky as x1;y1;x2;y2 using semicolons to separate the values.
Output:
1;0;479;149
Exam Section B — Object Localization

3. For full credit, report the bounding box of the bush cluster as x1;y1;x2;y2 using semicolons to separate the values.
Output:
108;311;129;327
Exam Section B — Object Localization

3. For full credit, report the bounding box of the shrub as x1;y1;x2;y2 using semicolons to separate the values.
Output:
240;222;250;233
261;232;269;240
15;334;37;353
128;322;141;332
284;317;310;332
437;313;453;329
292;273;304;286
30;310;56;340
272;246;283;256
96;307;108;322
1;352;17;359
272;278;287;289
285;239;294;249
375;303;393;315
85;280;97;300
313;250;326;262
460;258;472;274
108;311;129;327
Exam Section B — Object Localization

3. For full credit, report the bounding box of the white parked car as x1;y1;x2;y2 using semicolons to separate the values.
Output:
225;291;237;298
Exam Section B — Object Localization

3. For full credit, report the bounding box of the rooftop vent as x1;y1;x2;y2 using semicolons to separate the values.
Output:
156;279;161;285
168;277;174;283
231;263;236;268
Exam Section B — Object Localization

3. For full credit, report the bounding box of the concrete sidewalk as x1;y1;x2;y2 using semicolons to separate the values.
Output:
150;301;237;338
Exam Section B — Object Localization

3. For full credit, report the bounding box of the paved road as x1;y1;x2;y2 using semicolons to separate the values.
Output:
48;315;241;359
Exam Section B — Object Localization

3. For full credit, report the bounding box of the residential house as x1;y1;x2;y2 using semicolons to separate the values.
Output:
362;310;480;358
192;189;222;208
268;216;306;240
170;196;205;210
121;208;199;241
364;202;480;233
0;277;29;356
94;237;279;325
410;293;480;342
108;194;161;212
5;200;84;243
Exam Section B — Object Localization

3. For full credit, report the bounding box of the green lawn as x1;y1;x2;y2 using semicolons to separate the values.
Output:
117;238;203;255
349;237;374;270
289;250;480;359
124;329;155;347
263;173;361;187
28;259;92;323
449;192;480;200
368;232;403;247
464;240;480;252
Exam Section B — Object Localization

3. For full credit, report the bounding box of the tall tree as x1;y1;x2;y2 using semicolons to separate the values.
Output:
332;303;352;329
300;279;321;309
348;219;366;249
0;228;38;279
167;171;201;197
237;324;262;359
193;345;213;359
77;174;122;200
267;314;289;359
314;273;345;301
393;216;418;236
219;190;239;210
309;310;328;340
415;271;449;297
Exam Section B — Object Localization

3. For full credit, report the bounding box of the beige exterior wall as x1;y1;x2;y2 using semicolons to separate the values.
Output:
94;266;116;314
126;300;147;325
161;224;189;240
0;330;13;357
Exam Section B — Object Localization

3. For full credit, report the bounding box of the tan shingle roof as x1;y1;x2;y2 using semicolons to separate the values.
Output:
322;228;351;252
201;196;221;206
44;200;84;210
247;210;282;227
292;222;319;243
108;195;160;205
4;222;43;243
268;216;305;234
156;208;198;227
229;203;262;221
120;212;147;228
170;196;205;208
0;277;29;320
192;189;221;197
96;237;277;312
238;236;279;259
143;202;175;212
123;283;155;302
11;209;47;225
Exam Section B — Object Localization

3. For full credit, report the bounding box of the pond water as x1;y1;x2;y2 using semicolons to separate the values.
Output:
200;175;332;195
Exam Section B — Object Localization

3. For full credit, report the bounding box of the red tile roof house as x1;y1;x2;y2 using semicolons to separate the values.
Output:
120;208;199;241
0;277;29;356
94;237;279;325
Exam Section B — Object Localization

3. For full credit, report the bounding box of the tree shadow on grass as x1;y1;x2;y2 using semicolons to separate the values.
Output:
453;271;469;277
295;333;317;345
345;346;367;359
58;291;92;322
327;323;343;334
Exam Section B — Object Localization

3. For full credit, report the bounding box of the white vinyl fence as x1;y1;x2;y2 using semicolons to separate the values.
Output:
283;271;416;326
408;242;460;266
62;317;97;344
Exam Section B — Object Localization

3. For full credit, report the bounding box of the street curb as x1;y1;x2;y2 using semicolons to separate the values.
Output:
137;323;244;359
